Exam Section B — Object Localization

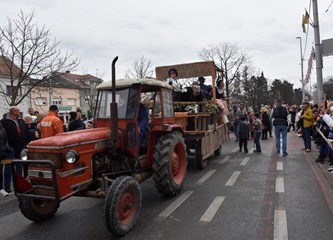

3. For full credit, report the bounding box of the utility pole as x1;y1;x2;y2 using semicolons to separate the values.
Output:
296;37;305;103
312;0;324;103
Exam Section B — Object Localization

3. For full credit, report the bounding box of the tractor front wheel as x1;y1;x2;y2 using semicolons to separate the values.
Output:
104;176;141;237
18;197;59;222
153;131;187;196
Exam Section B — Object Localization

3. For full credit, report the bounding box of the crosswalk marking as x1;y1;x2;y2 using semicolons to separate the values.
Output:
275;177;285;193
274;208;288;240
240;157;250;166
196;169;216;185
249;147;254;154
277;162;283;171
231;147;239;153
200;196;225;222
219;155;231;164
157;191;193;220
225;171;241;186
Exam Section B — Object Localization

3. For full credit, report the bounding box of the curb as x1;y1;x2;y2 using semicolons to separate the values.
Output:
309;150;333;189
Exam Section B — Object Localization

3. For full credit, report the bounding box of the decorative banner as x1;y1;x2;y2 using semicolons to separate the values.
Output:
304;47;315;85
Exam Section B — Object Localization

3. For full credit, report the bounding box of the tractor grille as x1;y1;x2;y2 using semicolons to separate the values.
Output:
28;152;64;169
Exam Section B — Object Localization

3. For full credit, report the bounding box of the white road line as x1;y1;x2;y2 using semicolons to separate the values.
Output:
274;208;288;240
196;169;216;185
157;191;193;220
275;177;285;193
277;162;283;171
249;147;254;154
219;155;231;164
240;157;250;166
231;147;239;153
200;196;225;222
225;171;241;186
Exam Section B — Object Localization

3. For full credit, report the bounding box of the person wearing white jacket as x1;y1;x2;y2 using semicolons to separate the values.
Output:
322;106;333;128
322;105;333;172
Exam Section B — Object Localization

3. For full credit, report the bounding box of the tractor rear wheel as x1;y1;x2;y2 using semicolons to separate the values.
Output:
104;176;141;237
18;197;59;222
153;131;187;196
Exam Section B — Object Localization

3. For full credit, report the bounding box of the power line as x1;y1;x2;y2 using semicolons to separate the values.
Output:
326;0;333;11
321;0;333;19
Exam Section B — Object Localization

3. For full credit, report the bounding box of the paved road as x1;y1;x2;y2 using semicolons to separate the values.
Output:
1;131;333;240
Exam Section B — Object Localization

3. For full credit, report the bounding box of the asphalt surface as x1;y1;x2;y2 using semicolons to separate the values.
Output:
1;131;333;240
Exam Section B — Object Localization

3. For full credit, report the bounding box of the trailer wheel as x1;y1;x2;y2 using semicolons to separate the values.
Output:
18;197;59;222
195;140;207;170
104;176;141;237
214;146;222;156
153;131;187;196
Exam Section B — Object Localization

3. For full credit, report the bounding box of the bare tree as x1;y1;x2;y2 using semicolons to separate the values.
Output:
125;56;153;79
0;10;79;106
198;42;250;98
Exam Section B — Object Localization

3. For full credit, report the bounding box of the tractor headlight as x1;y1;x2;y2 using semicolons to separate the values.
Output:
20;149;28;161
65;150;80;164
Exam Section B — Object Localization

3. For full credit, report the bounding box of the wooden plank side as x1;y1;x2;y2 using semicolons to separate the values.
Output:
201;125;225;160
155;61;216;81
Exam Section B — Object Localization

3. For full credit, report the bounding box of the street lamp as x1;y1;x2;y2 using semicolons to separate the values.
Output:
296;37;305;103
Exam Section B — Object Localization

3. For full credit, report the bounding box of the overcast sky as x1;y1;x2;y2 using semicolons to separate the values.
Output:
1;0;333;89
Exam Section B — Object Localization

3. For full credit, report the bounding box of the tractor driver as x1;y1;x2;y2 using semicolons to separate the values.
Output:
138;103;149;147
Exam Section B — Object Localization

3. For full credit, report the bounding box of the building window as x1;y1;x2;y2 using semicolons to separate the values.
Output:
35;97;47;106
6;85;22;96
67;98;76;106
52;98;62;105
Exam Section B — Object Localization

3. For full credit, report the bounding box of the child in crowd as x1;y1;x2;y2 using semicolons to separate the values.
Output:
237;114;249;153
85;121;93;129
254;113;263;153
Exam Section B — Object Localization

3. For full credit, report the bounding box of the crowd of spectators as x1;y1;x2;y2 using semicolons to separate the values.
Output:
230;100;333;173
0;106;94;197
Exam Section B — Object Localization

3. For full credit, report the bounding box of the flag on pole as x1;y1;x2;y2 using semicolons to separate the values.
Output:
304;10;310;24
302;9;310;33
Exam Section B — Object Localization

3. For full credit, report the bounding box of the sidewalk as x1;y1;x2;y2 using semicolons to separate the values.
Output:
291;131;333;186
287;130;333;213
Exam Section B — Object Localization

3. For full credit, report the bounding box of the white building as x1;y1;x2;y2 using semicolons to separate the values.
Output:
0;56;30;118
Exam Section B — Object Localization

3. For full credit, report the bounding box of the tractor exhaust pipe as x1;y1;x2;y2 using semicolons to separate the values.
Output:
111;56;119;142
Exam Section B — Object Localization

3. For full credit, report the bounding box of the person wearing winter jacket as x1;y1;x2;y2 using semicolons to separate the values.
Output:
39;105;64;138
0;106;26;192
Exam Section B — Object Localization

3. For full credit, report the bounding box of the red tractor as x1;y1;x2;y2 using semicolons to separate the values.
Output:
11;57;187;236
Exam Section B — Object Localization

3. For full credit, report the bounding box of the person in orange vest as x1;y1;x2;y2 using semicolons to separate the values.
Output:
39;105;64;138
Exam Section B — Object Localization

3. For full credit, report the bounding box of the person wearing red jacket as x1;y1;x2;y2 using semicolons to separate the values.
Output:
39;105;64;138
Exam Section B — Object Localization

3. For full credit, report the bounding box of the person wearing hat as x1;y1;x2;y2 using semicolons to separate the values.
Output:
166;68;182;92
215;77;225;100
198;76;211;97
39;105;64;138
299;101;314;152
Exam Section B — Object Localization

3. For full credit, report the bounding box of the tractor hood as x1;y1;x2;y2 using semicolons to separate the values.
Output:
28;127;111;150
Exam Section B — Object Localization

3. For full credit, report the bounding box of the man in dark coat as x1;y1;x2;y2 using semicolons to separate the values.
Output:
0;106;26;192
271;99;289;156
237;114;250;153
0;122;14;197
68;111;85;131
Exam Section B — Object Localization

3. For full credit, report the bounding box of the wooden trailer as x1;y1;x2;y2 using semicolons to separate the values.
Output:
156;61;229;169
